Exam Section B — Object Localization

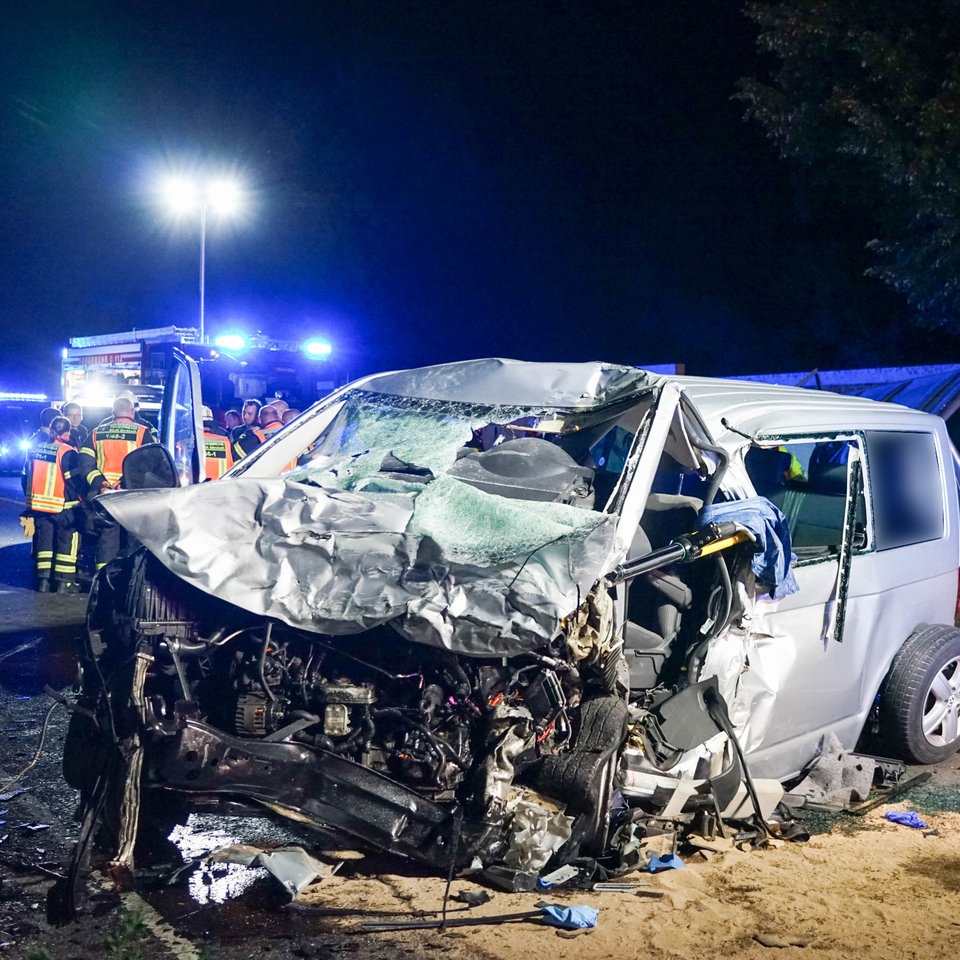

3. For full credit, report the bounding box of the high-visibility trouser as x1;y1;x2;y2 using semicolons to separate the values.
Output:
33;506;80;584
53;508;81;582
95;517;121;570
33;513;55;581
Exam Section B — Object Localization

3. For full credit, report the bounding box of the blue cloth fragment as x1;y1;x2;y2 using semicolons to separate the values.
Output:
884;810;927;829
647;853;685;873
700;497;799;600
539;905;599;930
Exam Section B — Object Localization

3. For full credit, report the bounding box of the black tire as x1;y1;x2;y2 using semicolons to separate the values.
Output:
535;696;628;856
878;623;960;764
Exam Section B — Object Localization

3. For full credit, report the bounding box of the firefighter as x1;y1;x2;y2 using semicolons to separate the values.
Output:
240;399;261;431
78;395;155;570
232;407;266;459
224;408;243;437
61;401;88;449
202;407;235;480
20;406;61;496
24;416;83;592
259;404;283;439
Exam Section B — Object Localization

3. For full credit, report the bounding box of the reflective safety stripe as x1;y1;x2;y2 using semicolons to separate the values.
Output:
26;440;72;513
233;427;265;460
90;419;150;485
54;532;79;572
203;431;235;480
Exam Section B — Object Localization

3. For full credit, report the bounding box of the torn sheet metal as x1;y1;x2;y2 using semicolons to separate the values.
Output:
97;475;619;657
358;358;650;409
698;620;779;759
207;844;339;899
99;380;631;656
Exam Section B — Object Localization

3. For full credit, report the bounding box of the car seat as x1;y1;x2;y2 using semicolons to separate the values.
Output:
623;492;703;692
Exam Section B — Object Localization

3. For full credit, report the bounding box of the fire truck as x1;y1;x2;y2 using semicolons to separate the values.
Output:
61;326;343;419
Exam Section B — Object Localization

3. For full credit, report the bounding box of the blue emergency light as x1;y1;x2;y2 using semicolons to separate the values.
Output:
214;333;247;351
303;339;332;358
0;391;48;401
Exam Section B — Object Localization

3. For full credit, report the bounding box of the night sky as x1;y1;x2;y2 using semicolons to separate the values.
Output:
0;1;949;396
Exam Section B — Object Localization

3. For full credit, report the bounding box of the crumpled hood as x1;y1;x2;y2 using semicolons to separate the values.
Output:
97;476;620;657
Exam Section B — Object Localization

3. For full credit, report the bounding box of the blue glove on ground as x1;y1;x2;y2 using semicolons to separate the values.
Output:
540;905;599;930
648;853;685;872
884;810;927;829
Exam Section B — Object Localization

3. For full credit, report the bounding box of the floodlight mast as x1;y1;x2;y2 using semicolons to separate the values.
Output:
199;202;207;344
162;177;242;344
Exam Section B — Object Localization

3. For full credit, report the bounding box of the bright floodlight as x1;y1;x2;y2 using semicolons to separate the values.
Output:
160;176;242;216
215;332;247;351
303;339;332;357
163;177;199;215
156;171;248;344
208;178;242;216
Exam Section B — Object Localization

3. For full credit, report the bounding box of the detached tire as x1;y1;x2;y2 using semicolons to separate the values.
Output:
535;696;628;857
879;624;960;764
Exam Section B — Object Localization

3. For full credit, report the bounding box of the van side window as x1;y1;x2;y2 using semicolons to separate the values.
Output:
864;431;944;550
744;439;863;560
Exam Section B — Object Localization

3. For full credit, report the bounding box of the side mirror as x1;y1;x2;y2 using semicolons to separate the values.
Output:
121;443;180;490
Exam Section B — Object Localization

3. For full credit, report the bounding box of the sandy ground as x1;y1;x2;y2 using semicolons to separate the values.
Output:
4;657;960;959
4;781;960;958
282;798;960;960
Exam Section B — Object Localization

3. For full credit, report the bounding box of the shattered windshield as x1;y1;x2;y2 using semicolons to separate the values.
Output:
274;388;646;565
288;391;491;493
286;389;629;492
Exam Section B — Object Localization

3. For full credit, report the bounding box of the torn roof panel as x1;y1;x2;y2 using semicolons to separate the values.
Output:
355;358;650;410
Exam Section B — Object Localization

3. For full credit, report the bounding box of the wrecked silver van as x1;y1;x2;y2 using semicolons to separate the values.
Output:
63;358;960;894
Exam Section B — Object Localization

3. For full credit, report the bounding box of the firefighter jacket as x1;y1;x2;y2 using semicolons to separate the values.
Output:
233;425;266;460
80;416;154;493
25;437;81;514
20;428;52;495
68;423;89;450
203;422;236;480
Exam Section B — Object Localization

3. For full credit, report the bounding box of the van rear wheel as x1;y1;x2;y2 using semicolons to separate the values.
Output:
879;624;960;765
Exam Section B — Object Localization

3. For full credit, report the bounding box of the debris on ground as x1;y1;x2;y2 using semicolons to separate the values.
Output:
205;845;341;900
883;810;928;829
539;904;599;930
790;733;878;808
454;889;492;906
647;853;685;873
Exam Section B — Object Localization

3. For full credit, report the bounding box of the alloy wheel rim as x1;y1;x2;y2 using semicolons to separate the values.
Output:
922;656;960;747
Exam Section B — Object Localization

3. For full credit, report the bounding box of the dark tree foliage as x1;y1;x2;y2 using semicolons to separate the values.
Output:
738;0;960;326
